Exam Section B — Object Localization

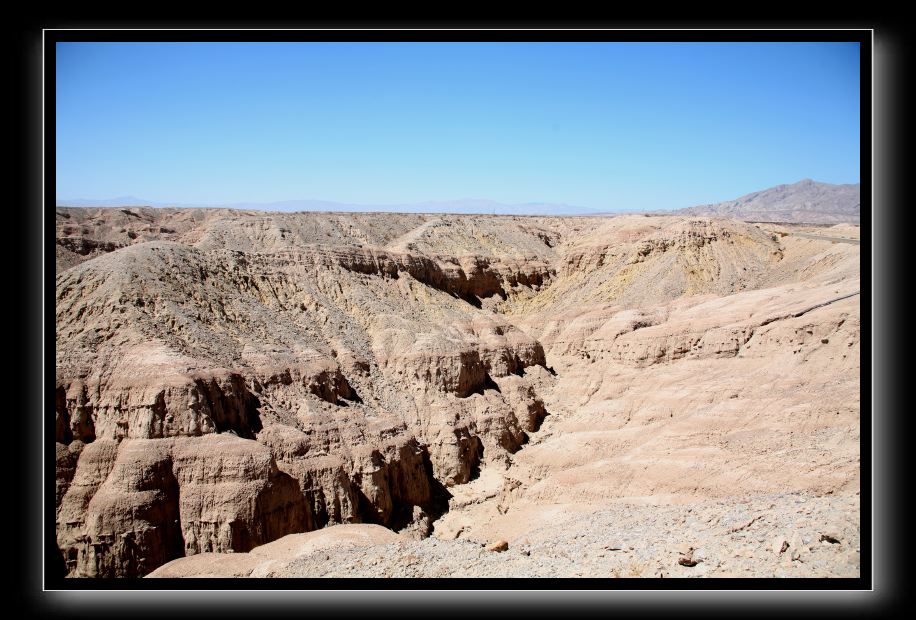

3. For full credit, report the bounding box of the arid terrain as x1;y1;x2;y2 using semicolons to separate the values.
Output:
674;179;861;224
54;206;860;578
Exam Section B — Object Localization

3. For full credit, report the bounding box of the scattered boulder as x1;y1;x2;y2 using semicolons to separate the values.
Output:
487;540;509;552
771;537;789;554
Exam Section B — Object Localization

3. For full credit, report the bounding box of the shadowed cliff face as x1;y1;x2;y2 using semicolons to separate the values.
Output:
55;209;860;577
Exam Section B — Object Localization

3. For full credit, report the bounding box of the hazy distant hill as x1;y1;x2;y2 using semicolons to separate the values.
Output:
57;180;861;222
56;197;602;216
674;179;860;224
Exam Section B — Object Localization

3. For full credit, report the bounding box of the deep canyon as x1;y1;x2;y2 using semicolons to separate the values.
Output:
54;207;860;578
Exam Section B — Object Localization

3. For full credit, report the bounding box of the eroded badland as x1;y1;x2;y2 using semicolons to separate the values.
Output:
54;208;860;578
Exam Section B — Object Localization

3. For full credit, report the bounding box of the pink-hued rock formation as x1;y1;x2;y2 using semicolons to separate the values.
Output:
55;208;859;577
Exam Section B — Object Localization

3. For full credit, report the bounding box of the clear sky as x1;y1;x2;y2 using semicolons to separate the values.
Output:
56;41;860;211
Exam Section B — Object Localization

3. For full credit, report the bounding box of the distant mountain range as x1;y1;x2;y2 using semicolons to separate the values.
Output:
58;179;861;223
55;197;602;216
672;179;860;224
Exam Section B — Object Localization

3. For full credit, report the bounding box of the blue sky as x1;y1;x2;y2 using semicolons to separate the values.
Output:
56;42;860;211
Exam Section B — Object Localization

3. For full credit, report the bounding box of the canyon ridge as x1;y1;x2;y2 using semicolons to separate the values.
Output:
54;206;860;578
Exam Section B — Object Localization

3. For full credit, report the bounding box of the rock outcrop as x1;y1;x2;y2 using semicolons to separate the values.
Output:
56;435;307;577
55;209;860;578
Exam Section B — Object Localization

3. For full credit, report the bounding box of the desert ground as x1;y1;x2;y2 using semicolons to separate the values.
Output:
54;207;860;578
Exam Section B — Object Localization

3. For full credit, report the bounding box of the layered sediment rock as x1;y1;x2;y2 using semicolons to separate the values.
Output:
54;210;860;578
57;435;307;578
